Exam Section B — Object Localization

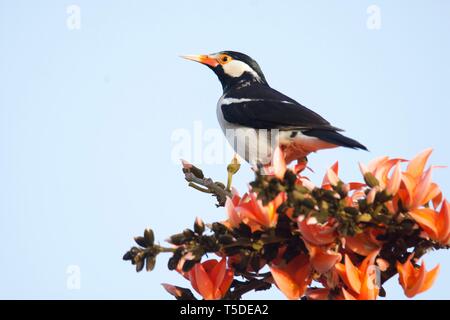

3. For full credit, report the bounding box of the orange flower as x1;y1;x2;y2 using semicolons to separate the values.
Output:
224;192;244;229
235;192;284;229
386;162;402;195
270;254;312;300
365;186;379;205
305;242;342;274
396;254;440;298
321;161;365;206
345;229;383;256
408;200;450;245
335;250;380;300
322;161;340;189
188;258;234;300
407;148;433;179
298;217;337;246
359;156;405;195
225;191;285;230
400;149;442;210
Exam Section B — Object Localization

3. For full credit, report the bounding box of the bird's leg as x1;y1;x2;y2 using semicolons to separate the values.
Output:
226;154;241;191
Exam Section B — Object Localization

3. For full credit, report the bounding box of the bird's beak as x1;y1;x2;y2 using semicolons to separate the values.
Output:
180;54;219;68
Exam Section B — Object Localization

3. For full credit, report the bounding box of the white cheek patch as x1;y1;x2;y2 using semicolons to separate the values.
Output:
222;60;261;81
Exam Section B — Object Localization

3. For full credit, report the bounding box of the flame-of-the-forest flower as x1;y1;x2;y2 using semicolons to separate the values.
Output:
366;186;379;205
225;191;284;230
298;217;337;246
396;254;440;298
187;258;234;300
399;149;443;210
322;161;340;188
321;162;366;206
270;254;312;300
335;250;380;300
305;242;342;274
386;162;402;195
344;229;383;256
359;156;405;194
224;191;244;229
408;200;450;245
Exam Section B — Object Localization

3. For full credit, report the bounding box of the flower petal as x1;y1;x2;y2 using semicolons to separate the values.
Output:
345;232;381;256
298;219;336;246
418;264;440;294
386;162;402;195
436;200;450;244
323;167;340;187
412;168;433;208
343;255;362;294
322;161;339;186
193;262;215;300
409;208;439;239
407;148;433;179
272;146;287;179
225;196;241;228
270;266;302;300
306;243;342;274
210;258;227;295
270;255;311;300
342;287;357;300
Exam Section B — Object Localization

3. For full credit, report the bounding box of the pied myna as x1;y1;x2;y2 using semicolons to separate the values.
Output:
182;51;367;166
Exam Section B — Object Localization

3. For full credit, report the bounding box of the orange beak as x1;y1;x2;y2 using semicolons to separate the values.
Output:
180;54;219;68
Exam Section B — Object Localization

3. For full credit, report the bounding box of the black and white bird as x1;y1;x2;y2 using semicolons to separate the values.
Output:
181;51;367;166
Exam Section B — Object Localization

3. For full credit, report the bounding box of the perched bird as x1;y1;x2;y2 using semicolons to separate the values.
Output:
181;51;367;166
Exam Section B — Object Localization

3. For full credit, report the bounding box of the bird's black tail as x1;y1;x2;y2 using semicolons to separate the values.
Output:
303;129;368;151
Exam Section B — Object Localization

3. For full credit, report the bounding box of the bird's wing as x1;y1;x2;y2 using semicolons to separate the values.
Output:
221;84;343;131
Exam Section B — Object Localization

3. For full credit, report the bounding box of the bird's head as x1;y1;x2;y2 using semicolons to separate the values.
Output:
181;51;268;91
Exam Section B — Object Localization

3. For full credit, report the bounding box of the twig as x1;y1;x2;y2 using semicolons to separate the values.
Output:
184;172;232;207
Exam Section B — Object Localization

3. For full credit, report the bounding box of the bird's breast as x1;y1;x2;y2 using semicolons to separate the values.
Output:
217;94;273;165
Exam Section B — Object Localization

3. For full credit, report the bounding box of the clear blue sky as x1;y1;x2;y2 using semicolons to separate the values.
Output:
1;0;449;299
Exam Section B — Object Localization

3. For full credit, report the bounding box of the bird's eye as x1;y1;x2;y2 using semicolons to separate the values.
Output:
220;55;231;64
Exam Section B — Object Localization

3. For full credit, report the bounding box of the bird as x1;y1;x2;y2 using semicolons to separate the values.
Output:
181;51;367;167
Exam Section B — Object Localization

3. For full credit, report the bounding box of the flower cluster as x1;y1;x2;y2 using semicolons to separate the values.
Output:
123;148;448;300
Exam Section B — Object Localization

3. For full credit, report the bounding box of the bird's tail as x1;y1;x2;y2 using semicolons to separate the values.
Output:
303;129;368;151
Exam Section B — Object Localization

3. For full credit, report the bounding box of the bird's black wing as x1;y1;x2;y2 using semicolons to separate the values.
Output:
221;84;343;131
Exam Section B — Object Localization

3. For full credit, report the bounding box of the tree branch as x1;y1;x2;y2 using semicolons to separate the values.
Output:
183;171;232;207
